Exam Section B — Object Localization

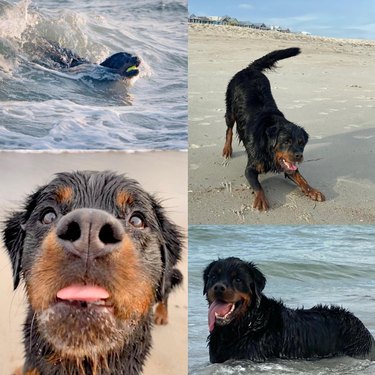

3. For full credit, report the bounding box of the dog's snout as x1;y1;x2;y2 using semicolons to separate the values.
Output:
56;208;124;258
213;282;227;294
294;152;303;161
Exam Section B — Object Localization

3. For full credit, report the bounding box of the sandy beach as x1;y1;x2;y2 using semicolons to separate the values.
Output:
189;24;375;224
0;151;187;375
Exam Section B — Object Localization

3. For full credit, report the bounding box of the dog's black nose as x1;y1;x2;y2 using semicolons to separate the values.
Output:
56;208;124;259
295;152;303;161
213;283;227;293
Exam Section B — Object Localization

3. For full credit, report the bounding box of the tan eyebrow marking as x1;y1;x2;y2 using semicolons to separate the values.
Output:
116;190;134;207
55;186;73;204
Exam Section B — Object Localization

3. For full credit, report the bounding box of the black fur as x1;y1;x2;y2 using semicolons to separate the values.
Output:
203;257;375;363
24;39;141;78
223;48;324;210
2;171;183;375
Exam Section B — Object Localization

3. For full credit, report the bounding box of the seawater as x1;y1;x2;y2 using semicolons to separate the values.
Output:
0;0;187;149
189;225;375;375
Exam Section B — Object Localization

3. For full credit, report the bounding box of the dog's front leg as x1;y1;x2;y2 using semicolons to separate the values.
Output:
222;127;233;158
286;170;325;202
245;165;269;211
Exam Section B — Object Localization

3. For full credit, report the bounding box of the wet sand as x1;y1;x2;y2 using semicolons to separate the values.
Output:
189;24;375;224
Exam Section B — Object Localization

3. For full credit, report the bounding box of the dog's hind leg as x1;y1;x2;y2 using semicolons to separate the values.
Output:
286;170;325;202
245;163;269;211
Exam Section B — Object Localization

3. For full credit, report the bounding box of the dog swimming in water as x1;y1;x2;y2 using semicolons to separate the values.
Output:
25;38;141;79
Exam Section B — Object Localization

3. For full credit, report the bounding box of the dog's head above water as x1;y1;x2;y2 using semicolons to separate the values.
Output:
203;257;266;332
266;119;309;174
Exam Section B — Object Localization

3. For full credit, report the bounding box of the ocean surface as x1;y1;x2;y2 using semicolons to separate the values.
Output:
0;0;187;149
189;225;375;375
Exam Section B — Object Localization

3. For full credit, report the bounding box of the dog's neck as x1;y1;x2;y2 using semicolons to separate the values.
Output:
22;308;152;375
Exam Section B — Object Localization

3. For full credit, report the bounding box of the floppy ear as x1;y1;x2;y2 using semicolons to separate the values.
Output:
248;262;266;308
153;201;183;300
3;188;44;290
203;261;217;295
301;127;309;144
3;211;26;289
265;125;280;149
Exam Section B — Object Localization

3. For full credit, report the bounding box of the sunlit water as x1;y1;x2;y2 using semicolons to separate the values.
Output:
189;225;375;375
0;0;187;149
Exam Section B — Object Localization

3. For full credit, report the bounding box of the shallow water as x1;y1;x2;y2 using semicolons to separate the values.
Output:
0;0;187;149
189;225;375;375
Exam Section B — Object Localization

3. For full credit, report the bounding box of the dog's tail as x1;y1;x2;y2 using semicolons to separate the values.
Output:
249;47;301;72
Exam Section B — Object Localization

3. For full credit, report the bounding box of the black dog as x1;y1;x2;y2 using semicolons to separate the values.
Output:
3;171;182;375
25;39;141;78
222;48;325;210
203;257;375;363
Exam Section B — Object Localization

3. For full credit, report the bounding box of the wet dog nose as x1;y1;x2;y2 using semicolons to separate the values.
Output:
295;152;303;161
213;283;227;293
56;208;124;259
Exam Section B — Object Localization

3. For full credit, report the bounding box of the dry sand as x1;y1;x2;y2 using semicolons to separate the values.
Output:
189;24;375;224
0;151;187;375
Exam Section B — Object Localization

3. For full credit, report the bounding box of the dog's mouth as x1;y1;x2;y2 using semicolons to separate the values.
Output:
279;158;299;173
208;299;244;332
124;58;141;77
55;284;114;313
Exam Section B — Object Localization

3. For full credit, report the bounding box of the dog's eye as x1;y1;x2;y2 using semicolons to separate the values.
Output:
234;277;242;283
41;210;57;225
129;213;145;229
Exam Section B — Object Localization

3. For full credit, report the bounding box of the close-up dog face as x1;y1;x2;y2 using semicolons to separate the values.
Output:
203;257;266;332
3;170;180;361
267;121;309;174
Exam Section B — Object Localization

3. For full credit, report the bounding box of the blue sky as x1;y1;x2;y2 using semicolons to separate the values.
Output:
189;0;375;40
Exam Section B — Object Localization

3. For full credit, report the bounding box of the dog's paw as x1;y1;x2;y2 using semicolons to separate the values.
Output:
307;189;325;202
154;301;168;325
253;191;269;211
222;145;232;158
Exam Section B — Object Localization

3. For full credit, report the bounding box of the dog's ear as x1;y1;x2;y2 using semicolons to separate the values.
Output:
153;200;183;299
3;188;43;290
301;127;309;144
203;261;217;295
248;262;266;308
3;211;26;289
265;125;280;148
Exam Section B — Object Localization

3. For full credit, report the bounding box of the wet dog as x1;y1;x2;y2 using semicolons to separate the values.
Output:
3;171;183;375
204;257;375;363
25;39;141;78
222;48;325;210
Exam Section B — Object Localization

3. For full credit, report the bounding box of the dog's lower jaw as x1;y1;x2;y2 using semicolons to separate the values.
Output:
22;309;152;375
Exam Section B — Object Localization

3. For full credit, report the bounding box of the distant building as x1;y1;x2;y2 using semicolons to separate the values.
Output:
189;14;292;33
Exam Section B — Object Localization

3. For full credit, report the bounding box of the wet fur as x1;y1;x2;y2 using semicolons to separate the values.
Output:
3;171;183;375
204;257;375;363
223;48;325;210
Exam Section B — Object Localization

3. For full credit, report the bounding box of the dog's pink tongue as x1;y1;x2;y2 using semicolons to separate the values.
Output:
208;300;233;332
57;284;109;302
285;160;298;171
